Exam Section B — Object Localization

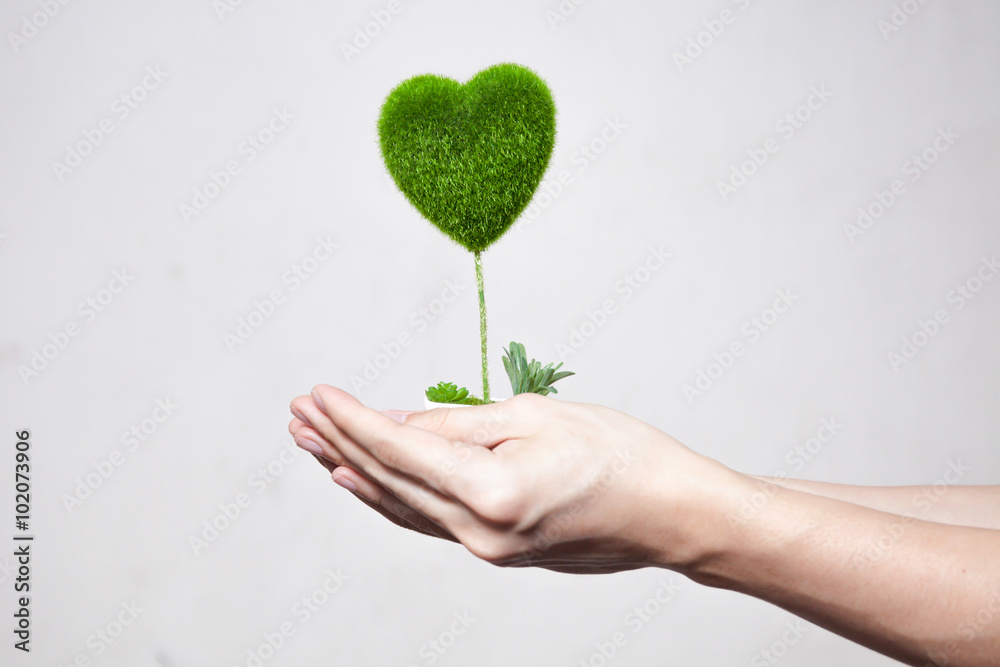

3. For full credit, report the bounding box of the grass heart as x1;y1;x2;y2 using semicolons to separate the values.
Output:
378;63;557;253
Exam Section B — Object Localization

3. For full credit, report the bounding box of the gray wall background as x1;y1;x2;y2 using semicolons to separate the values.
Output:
2;0;998;665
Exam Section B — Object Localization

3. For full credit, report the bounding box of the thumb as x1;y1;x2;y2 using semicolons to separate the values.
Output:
386;400;522;447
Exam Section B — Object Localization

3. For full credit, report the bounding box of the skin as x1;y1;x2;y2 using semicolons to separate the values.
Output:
289;386;1000;667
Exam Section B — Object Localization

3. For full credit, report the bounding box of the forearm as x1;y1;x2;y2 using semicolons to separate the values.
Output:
662;473;1000;666
753;475;1000;530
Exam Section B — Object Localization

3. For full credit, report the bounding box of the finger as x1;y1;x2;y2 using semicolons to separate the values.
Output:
289;417;311;447
289;417;346;466
309;386;497;499
298;425;348;466
294;390;473;530
290;399;351;463
383;400;524;447
332;467;458;542
289;399;311;426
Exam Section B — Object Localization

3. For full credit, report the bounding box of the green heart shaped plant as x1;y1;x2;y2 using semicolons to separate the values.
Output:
378;63;573;404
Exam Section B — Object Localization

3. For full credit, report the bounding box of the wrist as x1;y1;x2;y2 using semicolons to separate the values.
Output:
638;449;760;577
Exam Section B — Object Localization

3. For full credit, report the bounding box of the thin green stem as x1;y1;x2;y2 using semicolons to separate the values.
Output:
475;251;490;403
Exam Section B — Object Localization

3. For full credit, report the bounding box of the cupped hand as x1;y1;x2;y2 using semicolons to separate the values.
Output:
289;386;738;574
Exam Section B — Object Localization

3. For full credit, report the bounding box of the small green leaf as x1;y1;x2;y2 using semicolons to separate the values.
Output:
550;370;575;383
501;341;574;397
426;381;473;404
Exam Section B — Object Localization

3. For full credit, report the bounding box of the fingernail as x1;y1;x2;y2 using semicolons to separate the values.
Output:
382;410;407;424
311;388;326;411
290;406;309;424
333;474;357;492
296;438;323;456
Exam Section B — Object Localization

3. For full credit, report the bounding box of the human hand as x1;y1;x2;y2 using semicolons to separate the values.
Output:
291;388;1000;663
289;386;740;574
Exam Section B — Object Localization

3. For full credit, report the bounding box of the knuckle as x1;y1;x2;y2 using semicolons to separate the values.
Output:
462;530;515;565
473;481;524;526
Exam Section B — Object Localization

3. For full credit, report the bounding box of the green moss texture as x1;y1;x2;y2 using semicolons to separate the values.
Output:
378;63;557;253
